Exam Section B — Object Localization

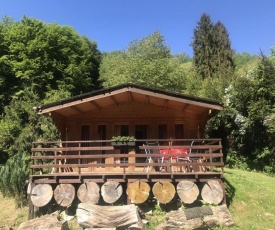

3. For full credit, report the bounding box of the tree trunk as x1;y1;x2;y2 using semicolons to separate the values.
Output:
177;180;199;204
54;184;75;207
101;181;123;204
201;180;224;204
152;181;175;204
76;203;143;229
30;184;53;207
126;180;150;204
77;182;100;204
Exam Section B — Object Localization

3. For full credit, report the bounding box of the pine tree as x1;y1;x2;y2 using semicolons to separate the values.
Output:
212;21;235;79
192;13;214;79
192;13;235;80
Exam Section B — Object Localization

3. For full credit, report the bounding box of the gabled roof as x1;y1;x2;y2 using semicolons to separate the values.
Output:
37;83;223;116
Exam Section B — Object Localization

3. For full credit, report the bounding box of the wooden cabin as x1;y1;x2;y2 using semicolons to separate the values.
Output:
29;83;225;218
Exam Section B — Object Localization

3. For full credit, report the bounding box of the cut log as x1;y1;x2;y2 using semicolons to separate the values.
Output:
77;182;100;204
152;181;175;204
126;180;150;204
54;184;75;207
165;204;234;229
101;181;123;204
30;184;53;207
201;180;224;204
176;180;199;204
18;212;69;230
77;203;143;229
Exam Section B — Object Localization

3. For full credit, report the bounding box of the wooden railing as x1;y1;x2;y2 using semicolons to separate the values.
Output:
30;139;224;180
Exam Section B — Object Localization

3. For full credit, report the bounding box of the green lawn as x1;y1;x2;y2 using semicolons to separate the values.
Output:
1;168;275;229
224;168;275;229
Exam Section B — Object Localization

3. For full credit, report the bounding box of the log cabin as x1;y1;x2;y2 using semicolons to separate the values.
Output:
29;83;225;218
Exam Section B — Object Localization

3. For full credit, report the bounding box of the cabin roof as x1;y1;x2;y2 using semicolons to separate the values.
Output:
37;83;223;116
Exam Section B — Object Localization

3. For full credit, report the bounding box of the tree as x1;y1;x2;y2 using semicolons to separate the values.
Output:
2;16;101;100
191;13;235;101
192;13;214;79
212;21;235;79
0;16;103;204
0;89;60;205
99;31;187;92
209;52;275;172
0;17;18;113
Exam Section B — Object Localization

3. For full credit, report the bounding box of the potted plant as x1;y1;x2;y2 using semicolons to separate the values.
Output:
111;136;136;146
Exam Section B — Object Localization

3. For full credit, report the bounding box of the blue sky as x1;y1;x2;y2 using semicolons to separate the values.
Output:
1;0;274;56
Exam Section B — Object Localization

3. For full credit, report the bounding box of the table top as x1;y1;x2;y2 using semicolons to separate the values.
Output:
160;148;189;159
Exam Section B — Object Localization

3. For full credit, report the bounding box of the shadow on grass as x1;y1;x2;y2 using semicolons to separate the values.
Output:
224;177;236;207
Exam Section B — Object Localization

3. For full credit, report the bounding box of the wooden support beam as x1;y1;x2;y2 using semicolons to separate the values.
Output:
70;106;85;114
90;100;101;110
181;104;190;113
145;95;150;104
110;95;119;106
162;99;169;109
127;91;134;102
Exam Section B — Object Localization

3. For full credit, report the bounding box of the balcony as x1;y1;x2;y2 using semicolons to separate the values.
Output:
30;139;224;184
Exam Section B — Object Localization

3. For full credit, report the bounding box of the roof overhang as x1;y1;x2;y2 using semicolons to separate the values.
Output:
37;83;223;117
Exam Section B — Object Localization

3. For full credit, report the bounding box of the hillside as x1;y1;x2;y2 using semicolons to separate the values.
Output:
1;168;275;229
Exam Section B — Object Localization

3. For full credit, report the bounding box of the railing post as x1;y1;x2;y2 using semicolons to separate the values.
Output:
30;143;34;177
128;150;135;172
78;142;81;174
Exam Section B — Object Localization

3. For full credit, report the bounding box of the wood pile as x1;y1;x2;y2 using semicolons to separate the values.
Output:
18;212;68;230
165;204;234;229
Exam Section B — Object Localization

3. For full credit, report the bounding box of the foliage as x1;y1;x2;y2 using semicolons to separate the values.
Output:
191;13;235;101
0;16;101;113
233;52;258;77
207;51;275;172
192;13;235;80
111;136;136;142
0;89;60;205
0;152;29;207
0;16;101;202
99;31;187;92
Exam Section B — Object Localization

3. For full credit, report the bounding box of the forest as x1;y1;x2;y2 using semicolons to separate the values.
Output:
0;13;274;205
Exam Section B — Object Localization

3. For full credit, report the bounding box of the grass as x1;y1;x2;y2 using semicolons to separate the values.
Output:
0;193;28;230
1;168;275;229
224;168;275;230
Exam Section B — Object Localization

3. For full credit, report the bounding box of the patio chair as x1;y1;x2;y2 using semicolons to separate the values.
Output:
176;149;191;172
143;141;163;172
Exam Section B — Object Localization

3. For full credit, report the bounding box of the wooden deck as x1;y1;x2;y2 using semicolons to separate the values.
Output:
30;139;224;184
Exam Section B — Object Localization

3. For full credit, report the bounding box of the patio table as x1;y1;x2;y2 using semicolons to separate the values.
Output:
160;148;189;159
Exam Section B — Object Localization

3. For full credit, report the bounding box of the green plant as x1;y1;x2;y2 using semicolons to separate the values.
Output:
152;203;166;216
111;136;136;142
200;200;218;206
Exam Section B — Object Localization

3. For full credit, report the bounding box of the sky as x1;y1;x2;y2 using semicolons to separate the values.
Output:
1;0;275;57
